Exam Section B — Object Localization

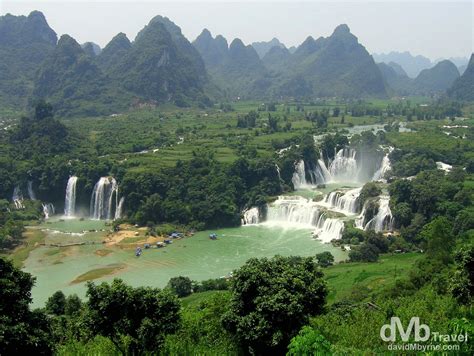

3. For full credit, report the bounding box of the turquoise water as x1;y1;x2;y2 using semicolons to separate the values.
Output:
24;222;347;307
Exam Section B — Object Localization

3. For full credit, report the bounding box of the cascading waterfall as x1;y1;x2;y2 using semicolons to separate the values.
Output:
90;177;119;220
372;153;391;181
12;186;24;209
266;196;322;227
115;197;125;220
312;214;345;243
42;203;55;219
241;207;260;225
322;187;361;214
356;196;394;232
291;160;308;189
64;176;78;217
27;181;36;200
327;148;359;182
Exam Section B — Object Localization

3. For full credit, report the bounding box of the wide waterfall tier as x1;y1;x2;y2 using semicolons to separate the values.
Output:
328;148;359;182
90;177;119;220
64;176;78;217
42;203;55;219
355;196;394;232
312;214;345;243
241;207;260;225
292;147;391;188
321;187;361;215
12;186;24;209
266;196;322;228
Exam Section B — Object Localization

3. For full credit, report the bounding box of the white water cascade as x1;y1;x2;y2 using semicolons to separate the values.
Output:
327;148;359;182
241;207;260;225
312;214;345;243
27;181;37;200
266;196;322;228
115;197;125;220
90;177;119;220
12;186;24;209
64;176;78;217
291;160;309;189
356;196;394;232
42;203;55;219
372;153;392;181
322;187;361;214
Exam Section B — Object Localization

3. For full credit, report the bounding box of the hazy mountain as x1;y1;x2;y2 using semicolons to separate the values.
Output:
193;30;269;98
81;42;101;56
458;64;468;75
193;29;228;67
262;46;291;71
377;62;413;96
372;51;432;78
448;54;474;101
0;11;57;107
273;24;387;98
414;60;460;94
435;56;469;68
96;33;132;73
33;35;129;116
251;38;286;58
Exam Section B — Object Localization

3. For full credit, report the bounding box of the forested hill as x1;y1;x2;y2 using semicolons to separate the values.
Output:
0;11;57;108
448;53;474;101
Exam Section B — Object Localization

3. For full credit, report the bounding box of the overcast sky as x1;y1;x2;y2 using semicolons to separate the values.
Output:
1;1;472;60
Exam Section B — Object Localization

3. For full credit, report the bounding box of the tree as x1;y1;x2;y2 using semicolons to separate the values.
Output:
349;243;380;262
449;245;474;304
34;100;54;120
46;290;67;315
223;256;327;354
421;217;454;263
0;257;52;354
167;276;193;297
85;279;180;355
316;251;335;267
287;326;332;355
65;294;82;316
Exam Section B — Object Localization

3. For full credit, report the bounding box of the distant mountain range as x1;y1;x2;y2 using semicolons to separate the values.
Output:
194;24;388;99
0;11;472;116
372;51;469;78
448;54;474;101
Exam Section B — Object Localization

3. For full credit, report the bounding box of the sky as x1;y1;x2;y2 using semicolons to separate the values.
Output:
1;1;472;60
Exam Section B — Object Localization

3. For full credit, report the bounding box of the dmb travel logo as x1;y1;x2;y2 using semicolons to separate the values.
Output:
380;317;468;352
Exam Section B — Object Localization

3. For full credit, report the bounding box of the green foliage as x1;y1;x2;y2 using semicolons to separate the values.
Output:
46;290;67;316
223;255;327;354
349;243;380;262
64;294;82;316
167;276;193;297
85;278;181;354
359;182;382;207
163;292;240;355
315;251;335;267
449;245;474;304
287;326;332;355
0;257;52;354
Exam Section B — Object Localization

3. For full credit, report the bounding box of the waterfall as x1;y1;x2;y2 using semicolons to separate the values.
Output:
64;176;78;217
241;207;260;225
42;203;55;219
266;196;321;228
291;160;308;189
372;153;391;181
328;148;359;182
115;197;125;220
322;187;361;214
90;177;119;220
312;214;345;243
356;196;394;232
27;181;37;200
12;186;24;209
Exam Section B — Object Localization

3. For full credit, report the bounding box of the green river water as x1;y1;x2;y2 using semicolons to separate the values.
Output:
24;218;347;307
